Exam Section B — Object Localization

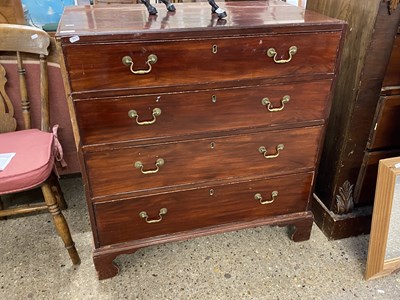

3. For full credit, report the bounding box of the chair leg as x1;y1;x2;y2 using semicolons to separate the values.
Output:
0;196;6;220
41;181;80;265
50;173;68;210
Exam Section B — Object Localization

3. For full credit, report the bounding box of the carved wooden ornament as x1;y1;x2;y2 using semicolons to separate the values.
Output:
335;180;355;214
0;63;17;133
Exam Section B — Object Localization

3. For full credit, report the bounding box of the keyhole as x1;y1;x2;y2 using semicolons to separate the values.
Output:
210;142;216;149
212;95;217;103
209;189;214;196
212;45;218;54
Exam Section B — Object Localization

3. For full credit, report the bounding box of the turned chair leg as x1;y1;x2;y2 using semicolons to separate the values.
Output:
49;173;68;210
41;181;80;265
0;196;6;220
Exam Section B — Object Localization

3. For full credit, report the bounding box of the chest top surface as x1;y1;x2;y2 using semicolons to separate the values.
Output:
56;1;344;41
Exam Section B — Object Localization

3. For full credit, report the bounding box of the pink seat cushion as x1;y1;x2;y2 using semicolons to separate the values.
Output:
0;129;55;194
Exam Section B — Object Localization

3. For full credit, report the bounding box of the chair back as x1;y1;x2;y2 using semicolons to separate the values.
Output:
0;24;50;134
0;0;26;25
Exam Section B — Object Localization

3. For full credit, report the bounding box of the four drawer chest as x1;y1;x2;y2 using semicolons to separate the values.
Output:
56;1;346;279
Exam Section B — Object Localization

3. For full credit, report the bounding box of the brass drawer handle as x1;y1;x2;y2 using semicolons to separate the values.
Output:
139;208;168;224
261;95;290;112
254;191;278;205
258;144;284;159
134;158;165;174
122;54;158;75
128;108;161;125
267;46;297;64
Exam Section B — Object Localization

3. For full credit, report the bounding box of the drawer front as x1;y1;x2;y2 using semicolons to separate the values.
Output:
94;172;313;246
85;126;322;198
356;149;400;205
64;32;341;92
76;80;331;146
382;33;400;88
368;95;400;150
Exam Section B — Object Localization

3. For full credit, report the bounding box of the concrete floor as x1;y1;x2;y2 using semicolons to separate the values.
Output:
1;176;400;299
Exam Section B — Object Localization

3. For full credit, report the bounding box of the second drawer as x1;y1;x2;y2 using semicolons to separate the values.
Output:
85;126;322;199
93;172;313;247
75;80;332;146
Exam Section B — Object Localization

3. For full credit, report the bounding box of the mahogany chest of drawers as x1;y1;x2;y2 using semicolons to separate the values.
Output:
56;1;345;279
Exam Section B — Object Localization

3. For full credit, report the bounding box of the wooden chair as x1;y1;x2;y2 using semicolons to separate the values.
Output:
0;0;25;25
0;24;80;265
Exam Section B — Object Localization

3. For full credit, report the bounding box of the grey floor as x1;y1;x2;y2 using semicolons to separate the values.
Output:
1;176;400;300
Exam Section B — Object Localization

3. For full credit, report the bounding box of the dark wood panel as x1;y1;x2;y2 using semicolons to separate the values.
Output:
341;4;400;204
311;0;400;210
368;95;400;150
311;194;372;240
94;172;313;246
382;32;400;88
355;149;400;204
85;126;322;199
75;80;332;146
309;0;382;208
63;32;341;93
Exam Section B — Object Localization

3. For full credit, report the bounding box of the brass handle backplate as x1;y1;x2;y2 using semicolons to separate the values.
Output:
139;208;167;223
267;46;297;64
258;144;284;159
261;95;290;112
128;107;161;125
134;158;165;174
122;54;158;74
254;191;278;205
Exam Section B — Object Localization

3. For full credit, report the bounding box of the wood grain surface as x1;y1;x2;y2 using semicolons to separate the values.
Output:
94;172;313;246
75;80;332;146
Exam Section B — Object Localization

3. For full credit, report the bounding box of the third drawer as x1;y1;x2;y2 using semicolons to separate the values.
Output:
85;126;322;199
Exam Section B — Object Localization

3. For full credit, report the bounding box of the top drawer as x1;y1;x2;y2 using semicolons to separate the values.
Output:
63;32;341;93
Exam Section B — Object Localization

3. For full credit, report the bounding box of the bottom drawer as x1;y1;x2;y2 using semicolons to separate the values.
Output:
94;172;313;246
